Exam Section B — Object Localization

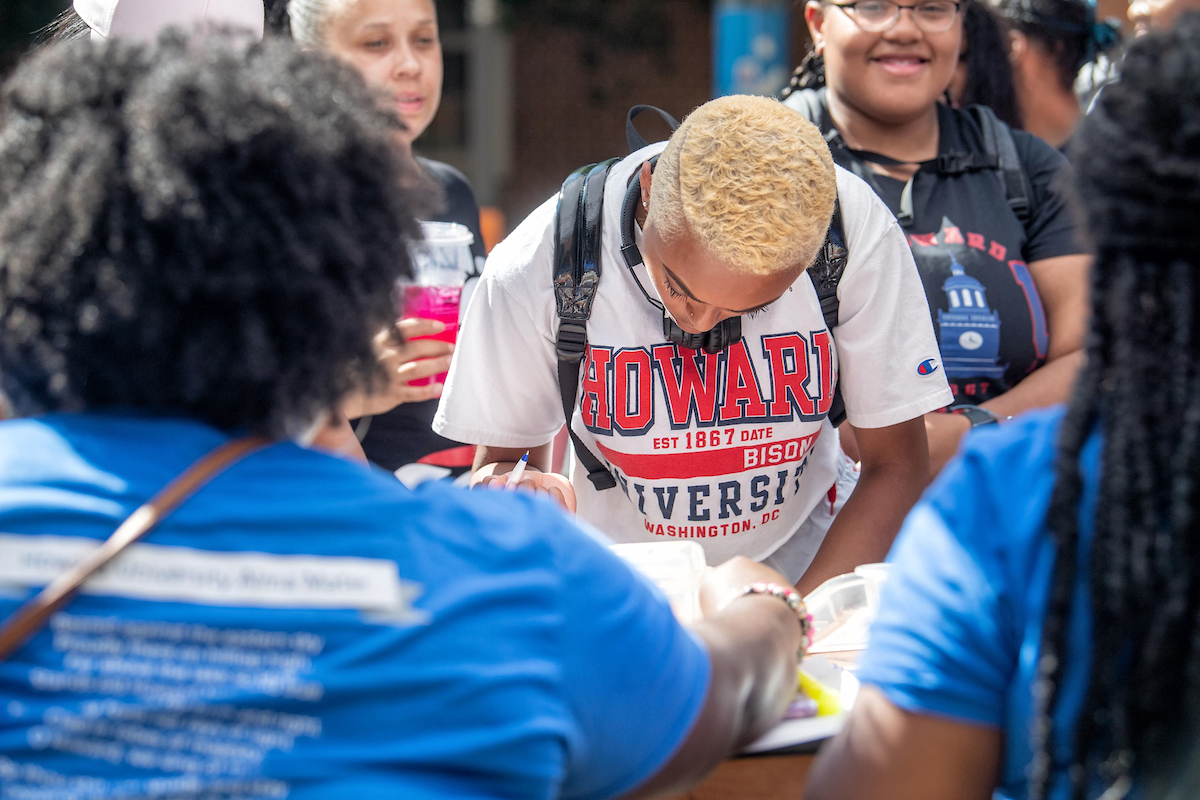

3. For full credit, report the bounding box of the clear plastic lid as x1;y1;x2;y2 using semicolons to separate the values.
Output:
419;220;475;247
804;563;893;656
805;573;871;655
408;221;475;287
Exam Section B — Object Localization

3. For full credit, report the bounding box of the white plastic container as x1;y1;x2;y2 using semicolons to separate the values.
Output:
804;572;870;655
853;562;892;621
610;541;707;624
804;563;893;655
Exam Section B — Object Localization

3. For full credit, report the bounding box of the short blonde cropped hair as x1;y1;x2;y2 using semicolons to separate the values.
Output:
647;95;837;277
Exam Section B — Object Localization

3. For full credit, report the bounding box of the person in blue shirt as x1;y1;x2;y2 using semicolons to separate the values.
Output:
805;17;1200;800
0;34;808;800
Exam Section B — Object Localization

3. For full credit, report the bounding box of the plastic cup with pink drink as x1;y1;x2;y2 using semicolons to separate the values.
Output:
400;221;475;387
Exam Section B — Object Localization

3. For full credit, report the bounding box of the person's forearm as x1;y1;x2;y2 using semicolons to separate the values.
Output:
805;688;1002;800
621;595;800;799
926;350;1084;477
471;443;577;511
795;463;926;595
981;349;1084;418
472;443;556;474
471;443;553;483
696;595;803;746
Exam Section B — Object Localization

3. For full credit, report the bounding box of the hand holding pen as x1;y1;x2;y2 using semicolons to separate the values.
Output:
471;449;577;513
504;452;529;489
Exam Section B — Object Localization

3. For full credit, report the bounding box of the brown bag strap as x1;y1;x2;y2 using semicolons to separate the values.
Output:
0;434;272;662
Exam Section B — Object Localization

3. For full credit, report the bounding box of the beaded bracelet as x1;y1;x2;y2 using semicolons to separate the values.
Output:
741;581;814;658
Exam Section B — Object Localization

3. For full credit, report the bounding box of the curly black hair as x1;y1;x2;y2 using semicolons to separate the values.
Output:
0;34;420;438
1031;13;1200;799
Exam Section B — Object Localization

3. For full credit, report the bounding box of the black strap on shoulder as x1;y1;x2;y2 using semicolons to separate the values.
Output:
809;201;850;428
626;105;680;153
554;158;620;490
792;89;905;227
810;202;849;334
966;104;1032;225
792;89;1036;229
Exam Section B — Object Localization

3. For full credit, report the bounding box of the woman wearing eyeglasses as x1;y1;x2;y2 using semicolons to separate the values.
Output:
783;0;1090;476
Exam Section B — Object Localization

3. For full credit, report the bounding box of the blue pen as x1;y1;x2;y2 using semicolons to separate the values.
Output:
505;452;530;490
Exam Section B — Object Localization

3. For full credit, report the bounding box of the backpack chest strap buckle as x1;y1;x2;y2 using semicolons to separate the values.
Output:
556;322;589;363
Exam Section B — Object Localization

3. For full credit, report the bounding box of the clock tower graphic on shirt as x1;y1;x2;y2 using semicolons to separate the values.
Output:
936;251;1007;380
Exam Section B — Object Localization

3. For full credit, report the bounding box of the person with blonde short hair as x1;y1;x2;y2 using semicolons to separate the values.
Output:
436;94;954;592
646;95;838;278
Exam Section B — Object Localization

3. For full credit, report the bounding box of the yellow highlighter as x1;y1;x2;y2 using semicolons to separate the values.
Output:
798;669;843;717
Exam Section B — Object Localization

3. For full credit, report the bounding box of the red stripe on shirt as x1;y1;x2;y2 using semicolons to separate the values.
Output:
594;432;820;480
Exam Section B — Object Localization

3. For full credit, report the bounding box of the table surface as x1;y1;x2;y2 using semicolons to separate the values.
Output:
664;753;814;800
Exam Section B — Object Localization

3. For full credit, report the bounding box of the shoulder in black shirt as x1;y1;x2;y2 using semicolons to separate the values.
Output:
786;89;1085;404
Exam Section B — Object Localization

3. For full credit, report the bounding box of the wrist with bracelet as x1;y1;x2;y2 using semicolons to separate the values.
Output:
740;581;813;659
949;402;1012;428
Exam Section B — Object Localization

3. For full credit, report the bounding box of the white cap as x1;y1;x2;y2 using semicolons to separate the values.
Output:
74;0;265;42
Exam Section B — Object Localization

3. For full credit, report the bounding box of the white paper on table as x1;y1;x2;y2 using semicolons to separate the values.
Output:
609;541;707;624
741;713;848;754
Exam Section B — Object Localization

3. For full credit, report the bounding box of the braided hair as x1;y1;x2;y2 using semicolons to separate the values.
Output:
1031;14;1200;799
781;50;826;98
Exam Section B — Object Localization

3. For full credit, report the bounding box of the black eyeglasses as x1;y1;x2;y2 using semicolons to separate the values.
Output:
830;0;962;32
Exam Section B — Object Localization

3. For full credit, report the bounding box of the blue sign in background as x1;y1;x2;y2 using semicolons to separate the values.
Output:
713;1;790;98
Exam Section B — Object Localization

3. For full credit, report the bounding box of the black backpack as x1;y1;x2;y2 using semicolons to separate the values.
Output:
786;87;1035;229
553;106;851;491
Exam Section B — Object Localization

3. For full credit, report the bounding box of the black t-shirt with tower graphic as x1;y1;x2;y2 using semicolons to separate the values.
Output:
786;91;1084;405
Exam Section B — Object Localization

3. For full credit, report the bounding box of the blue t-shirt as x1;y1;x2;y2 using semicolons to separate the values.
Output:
856;407;1101;800
0;414;709;800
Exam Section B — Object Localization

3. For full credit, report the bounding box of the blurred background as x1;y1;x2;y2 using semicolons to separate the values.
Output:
0;0;1131;235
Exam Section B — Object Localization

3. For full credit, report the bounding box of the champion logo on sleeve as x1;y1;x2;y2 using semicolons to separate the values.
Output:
917;358;940;376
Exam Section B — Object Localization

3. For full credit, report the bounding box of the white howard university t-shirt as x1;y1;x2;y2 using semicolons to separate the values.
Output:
435;145;953;566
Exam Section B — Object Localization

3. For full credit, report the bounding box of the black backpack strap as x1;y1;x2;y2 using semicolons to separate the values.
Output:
795;92;1037;232
626;105;680;153
808;200;850;428
967;104;1033;225
790;89;901;230
554;158;620;491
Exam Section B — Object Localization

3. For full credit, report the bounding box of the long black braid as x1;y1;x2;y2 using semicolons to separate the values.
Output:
1032;15;1200;799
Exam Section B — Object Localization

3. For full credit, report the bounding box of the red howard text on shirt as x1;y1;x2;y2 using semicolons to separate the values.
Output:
577;333;836;437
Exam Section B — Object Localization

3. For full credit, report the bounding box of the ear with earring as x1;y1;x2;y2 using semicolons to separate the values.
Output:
642;200;648;209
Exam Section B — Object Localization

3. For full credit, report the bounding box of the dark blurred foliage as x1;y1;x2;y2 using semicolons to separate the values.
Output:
500;0;711;73
499;0;715;110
